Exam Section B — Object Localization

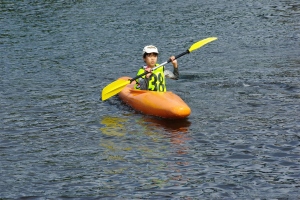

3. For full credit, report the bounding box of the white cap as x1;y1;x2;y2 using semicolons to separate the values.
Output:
143;45;159;55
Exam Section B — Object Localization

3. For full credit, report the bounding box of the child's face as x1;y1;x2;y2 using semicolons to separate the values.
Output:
143;53;158;68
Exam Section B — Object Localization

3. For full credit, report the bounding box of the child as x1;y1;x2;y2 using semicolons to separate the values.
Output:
134;45;179;92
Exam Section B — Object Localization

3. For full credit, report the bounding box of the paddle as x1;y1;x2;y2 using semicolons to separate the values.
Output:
101;37;217;101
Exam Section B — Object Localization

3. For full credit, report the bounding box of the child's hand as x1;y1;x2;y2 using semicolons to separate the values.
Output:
169;56;178;68
145;68;152;78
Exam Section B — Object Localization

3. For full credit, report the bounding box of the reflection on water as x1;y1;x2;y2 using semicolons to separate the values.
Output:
100;115;192;147
141;116;192;153
99;115;192;191
142;116;191;133
100;116;128;137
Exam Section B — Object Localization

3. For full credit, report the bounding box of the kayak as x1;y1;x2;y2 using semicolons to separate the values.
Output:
118;77;191;119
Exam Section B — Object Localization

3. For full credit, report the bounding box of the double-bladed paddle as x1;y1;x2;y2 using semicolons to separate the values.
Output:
101;37;217;101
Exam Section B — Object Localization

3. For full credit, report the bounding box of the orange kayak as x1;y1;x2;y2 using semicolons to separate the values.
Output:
118;77;191;119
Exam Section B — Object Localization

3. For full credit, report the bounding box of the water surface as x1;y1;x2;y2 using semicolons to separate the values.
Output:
1;0;299;199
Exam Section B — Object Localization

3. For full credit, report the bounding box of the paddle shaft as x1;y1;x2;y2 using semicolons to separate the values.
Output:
130;50;190;83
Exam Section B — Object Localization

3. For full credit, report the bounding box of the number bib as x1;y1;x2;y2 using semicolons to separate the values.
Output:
148;68;166;92
134;64;167;92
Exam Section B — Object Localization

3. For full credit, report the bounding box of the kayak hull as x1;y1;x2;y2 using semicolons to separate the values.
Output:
118;77;191;119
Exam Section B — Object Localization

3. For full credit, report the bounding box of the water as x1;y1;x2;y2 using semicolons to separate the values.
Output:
1;0;300;199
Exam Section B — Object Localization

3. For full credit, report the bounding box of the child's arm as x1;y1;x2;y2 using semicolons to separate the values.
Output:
135;67;150;90
165;56;179;80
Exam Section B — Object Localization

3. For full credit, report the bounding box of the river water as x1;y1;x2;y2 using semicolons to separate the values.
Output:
1;0;300;199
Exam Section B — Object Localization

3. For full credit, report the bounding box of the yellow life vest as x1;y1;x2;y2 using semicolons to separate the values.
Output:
134;64;166;92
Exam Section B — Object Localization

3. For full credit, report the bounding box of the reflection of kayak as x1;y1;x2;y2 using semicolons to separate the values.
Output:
118;77;191;119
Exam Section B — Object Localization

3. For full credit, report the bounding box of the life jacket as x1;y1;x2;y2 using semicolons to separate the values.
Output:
134;64;166;92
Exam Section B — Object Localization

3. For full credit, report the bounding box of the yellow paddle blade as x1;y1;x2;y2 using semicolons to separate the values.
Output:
188;37;218;53
101;79;130;101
